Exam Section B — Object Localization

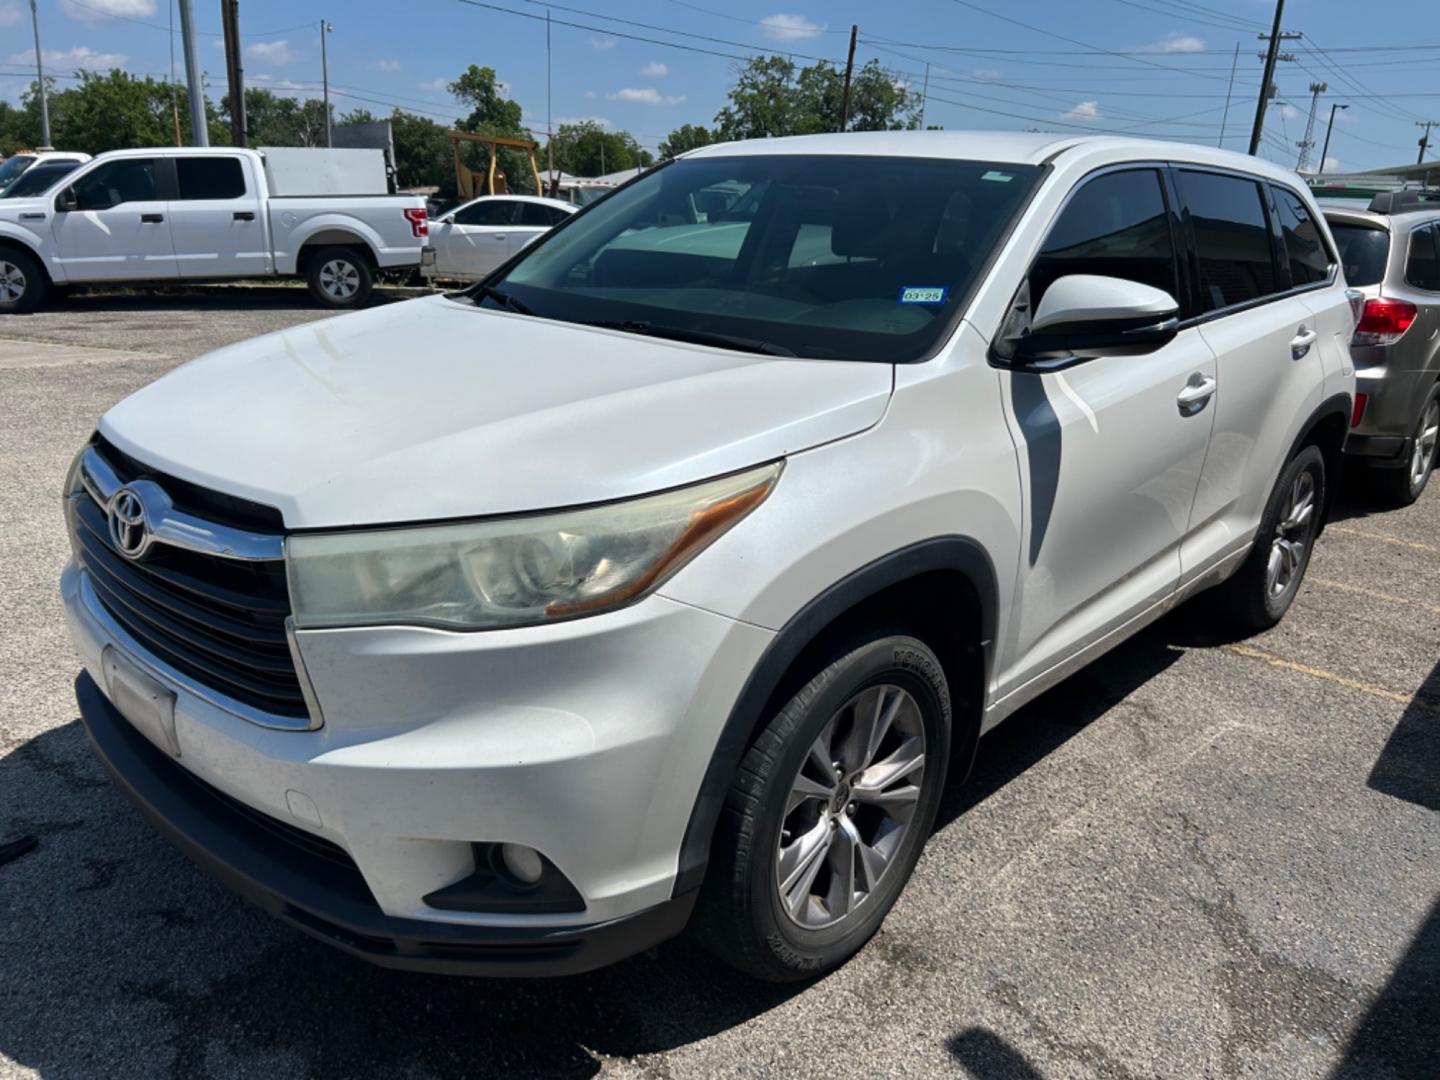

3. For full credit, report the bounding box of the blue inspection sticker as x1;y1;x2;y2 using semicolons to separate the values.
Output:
897;285;948;305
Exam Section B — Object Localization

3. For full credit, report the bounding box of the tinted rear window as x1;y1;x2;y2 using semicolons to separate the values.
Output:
1270;185;1331;285
1328;223;1389;287
1406;224;1440;291
176;156;247;200
1177;170;1278;310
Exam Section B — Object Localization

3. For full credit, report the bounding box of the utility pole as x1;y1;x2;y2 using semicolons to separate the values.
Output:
1218;42;1239;148
177;0;208;145
838;24;857;132
28;0;51;149
1249;1;1302;156
320;20;334;148
546;10;554;195
918;62;931;129
1295;81;1326;172
1419;121;1438;165
1319;102;1347;173
221;0;247;147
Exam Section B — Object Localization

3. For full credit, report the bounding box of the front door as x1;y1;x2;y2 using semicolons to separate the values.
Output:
997;167;1217;697
51;157;178;281
433;198;521;279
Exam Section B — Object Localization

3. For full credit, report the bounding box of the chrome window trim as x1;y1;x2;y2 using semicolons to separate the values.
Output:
76;571;321;732
78;446;285;563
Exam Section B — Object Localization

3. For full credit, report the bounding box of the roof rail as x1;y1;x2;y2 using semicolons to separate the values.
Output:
1367;189;1440;213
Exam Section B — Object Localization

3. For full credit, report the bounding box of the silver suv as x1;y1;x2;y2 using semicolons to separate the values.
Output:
1325;192;1440;505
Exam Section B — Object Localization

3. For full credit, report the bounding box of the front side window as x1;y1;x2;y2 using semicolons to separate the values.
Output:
177;156;247;200
1404;224;1440;292
2;163;79;199
1177;170;1278;311
454;200;519;227
1328;222;1389;287
70;159;159;210
491;155;1042;362
1270;184;1331;286
1030;169;1178;309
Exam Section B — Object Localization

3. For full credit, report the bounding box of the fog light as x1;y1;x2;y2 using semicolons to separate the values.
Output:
499;842;544;887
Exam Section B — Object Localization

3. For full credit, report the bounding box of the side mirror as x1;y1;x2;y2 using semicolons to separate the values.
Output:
1006;274;1179;368
441;214;455;225
55;188;78;212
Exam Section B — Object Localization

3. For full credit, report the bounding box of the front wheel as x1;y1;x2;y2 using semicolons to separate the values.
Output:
0;248;49;314
692;635;951;982
305;247;373;309
1207;444;1326;632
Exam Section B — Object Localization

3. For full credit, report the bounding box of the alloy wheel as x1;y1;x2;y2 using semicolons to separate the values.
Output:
1410;399;1439;491
775;684;927;930
319;259;360;299
1266;469;1316;599
0;260;26;304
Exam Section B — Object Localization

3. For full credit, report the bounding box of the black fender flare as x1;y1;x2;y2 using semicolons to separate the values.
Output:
671;536;998;898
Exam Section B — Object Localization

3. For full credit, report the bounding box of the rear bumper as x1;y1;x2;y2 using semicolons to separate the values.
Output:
75;670;697;977
1344;433;1408;462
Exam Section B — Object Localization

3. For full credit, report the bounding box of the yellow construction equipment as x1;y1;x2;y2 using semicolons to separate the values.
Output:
448;130;543;199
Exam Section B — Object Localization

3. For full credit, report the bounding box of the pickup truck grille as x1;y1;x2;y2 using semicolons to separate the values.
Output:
68;438;308;720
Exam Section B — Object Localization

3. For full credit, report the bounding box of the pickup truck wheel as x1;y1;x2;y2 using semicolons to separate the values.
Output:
0;249;48;314
692;635;951;982
306;247;373;309
1206;445;1325;632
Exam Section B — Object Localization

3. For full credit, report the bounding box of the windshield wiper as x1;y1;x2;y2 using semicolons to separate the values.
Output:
580;319;797;357
472;284;536;316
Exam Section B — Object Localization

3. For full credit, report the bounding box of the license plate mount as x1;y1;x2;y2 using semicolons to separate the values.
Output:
102;646;181;758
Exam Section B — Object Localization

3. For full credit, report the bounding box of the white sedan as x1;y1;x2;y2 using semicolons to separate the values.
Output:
429;195;578;280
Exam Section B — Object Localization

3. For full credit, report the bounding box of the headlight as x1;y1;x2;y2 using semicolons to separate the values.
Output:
286;462;781;631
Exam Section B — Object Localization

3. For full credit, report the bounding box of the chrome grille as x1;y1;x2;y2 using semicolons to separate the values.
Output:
68;438;308;720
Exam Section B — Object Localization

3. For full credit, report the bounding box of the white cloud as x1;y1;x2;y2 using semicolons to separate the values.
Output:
417;78;449;93
760;13;824;40
369;59;401;74
0;2;22;29
607;87;686;106
246;39;300;66
1322;156;1341;172
6;45;128;69
583;89;596;99
1140;33;1206;53
970;69;1001;81
59;0;156;22
1279;103;1299;120
590;36;616;49
640;61;668;77
1060;100;1102;122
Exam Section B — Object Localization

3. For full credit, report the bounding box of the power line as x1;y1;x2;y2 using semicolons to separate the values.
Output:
57;0;313;38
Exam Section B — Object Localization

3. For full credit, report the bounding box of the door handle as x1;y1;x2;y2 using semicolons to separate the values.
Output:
491;233;507;240
1177;373;1217;414
140;213;164;224
1290;325;1317;359
233;211;256;221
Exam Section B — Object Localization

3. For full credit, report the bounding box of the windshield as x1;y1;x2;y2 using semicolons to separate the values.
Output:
1329;222;1390;287
0;155;38;195
2;163;78;199
491;154;1042;362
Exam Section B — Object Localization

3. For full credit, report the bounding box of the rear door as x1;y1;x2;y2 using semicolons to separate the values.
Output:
1179;168;1325;580
432;198;521;279
509;201;569;259
50;157;177;281
167;154;268;278
997;167;1218;694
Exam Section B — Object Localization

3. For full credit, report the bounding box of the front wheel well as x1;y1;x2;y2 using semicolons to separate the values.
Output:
0;239;51;283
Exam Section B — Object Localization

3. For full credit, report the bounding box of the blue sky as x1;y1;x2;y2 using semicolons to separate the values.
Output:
2;0;1438;171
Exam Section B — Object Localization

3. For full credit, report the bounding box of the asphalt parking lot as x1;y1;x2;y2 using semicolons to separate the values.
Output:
1;289;1435;1080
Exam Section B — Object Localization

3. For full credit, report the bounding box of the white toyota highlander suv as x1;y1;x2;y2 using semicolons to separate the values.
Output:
62;132;1357;981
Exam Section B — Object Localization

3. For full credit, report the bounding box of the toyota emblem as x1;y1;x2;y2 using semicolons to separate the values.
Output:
108;487;150;559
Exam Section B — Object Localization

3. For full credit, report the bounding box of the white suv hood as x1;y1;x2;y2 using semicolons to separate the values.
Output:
100;295;894;528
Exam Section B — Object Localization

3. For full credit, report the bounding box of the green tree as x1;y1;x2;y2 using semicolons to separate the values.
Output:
223;87;333;148
448;64;536;192
43;70;201;153
714;55;918;140
658;123;715;159
545;120;652;177
382;109;460;199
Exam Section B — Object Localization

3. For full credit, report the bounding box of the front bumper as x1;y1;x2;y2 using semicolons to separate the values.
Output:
75;671;696;976
62;558;772;972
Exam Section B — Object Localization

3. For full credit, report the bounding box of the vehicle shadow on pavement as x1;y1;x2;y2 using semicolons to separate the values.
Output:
1367;657;1440;812
0;721;805;1079
948;1027;1047;1079
47;287;417;315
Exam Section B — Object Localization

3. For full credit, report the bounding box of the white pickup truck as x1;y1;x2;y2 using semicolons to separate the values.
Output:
0;146;431;313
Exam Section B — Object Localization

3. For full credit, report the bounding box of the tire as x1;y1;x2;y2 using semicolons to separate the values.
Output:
1372;383;1440;508
1208;444;1326;632
0;247;49;314
692;635;952;982
305;246;373;309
